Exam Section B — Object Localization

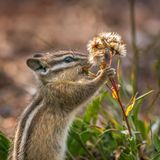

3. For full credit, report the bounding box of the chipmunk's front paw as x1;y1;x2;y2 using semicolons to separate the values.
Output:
106;67;116;78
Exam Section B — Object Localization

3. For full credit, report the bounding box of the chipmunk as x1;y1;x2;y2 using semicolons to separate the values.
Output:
8;50;115;160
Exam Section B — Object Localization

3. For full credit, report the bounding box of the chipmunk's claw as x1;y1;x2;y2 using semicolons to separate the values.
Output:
106;67;116;78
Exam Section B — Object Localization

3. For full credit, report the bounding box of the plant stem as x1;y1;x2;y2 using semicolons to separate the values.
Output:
67;151;76;160
109;77;132;137
129;0;139;94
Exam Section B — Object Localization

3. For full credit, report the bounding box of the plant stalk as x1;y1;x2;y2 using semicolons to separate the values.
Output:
109;77;132;137
129;0;139;94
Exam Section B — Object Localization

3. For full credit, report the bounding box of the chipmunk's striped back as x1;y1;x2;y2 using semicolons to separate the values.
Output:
9;94;42;160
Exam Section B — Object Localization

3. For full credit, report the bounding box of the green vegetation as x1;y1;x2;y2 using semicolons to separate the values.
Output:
66;71;160;160
0;61;160;160
1;65;159;160
0;132;10;160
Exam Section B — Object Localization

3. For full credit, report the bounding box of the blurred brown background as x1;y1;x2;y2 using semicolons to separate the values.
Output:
0;0;159;137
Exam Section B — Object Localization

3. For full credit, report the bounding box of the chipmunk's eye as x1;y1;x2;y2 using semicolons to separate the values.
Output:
64;56;75;63
33;53;44;58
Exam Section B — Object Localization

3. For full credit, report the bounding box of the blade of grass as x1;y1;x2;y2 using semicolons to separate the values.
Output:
67;150;76;160
136;90;154;101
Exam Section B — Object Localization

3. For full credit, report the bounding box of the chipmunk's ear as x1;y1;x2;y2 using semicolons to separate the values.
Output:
26;58;48;74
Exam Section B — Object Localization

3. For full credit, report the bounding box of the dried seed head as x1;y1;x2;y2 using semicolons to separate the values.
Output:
87;32;126;66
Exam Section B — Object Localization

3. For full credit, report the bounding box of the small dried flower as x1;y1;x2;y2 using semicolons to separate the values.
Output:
87;32;126;67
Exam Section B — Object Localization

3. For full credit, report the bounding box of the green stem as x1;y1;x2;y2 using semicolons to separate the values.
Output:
129;0;139;94
67;151;76;160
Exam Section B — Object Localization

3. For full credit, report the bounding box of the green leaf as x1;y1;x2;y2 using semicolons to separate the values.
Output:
132;99;143;121
126;95;136;117
153;135;160;152
0;132;10;160
68;130;85;156
80;130;91;144
151;151;160;160
129;137;137;154
131;70;136;96
83;92;106;124
101;130;118;151
137;120;148;139
120;151;136;160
